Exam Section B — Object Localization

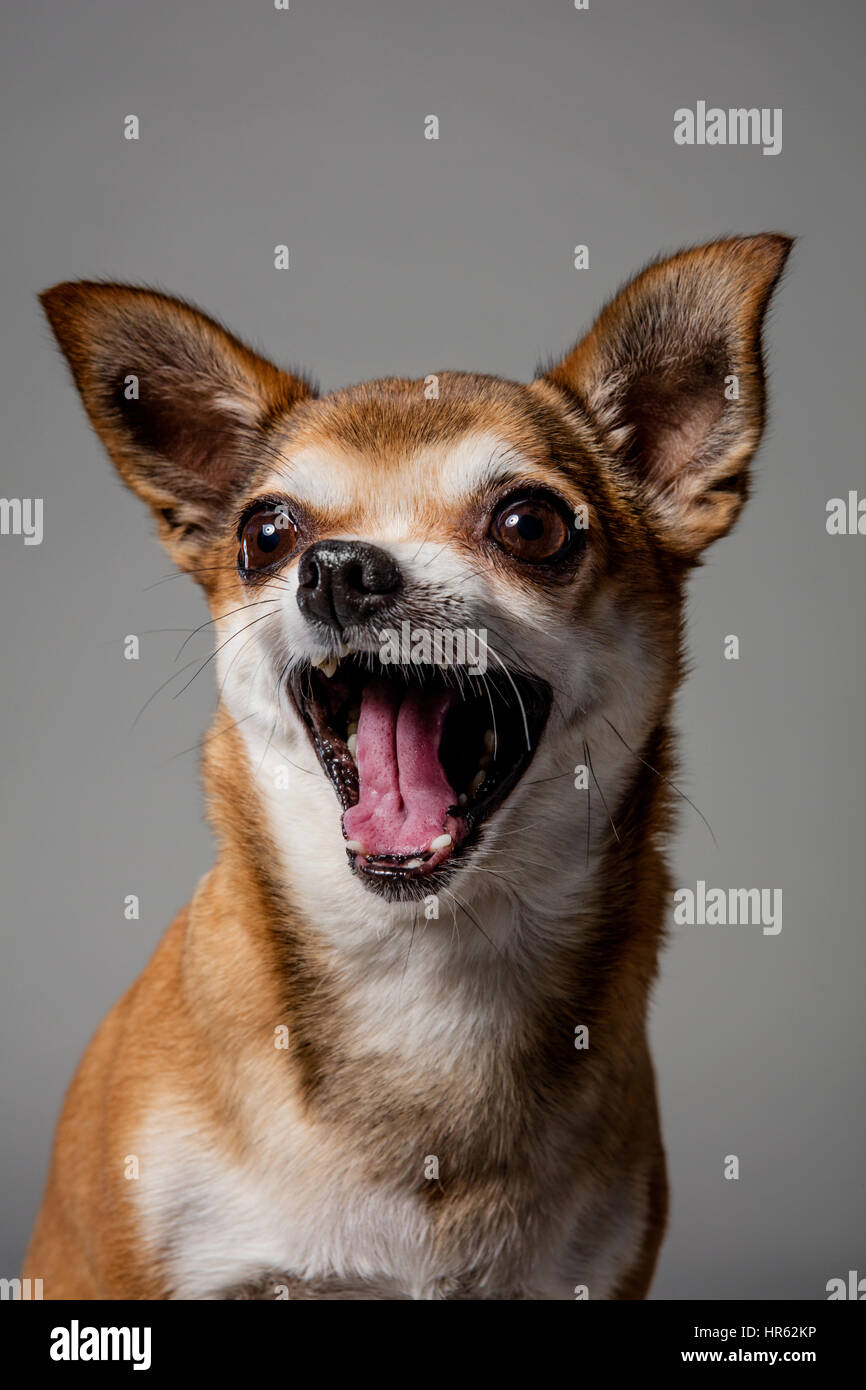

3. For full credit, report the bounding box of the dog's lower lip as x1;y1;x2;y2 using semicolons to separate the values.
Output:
287;654;551;895
348;839;456;879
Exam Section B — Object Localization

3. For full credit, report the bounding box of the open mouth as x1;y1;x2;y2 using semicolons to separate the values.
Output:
288;654;551;898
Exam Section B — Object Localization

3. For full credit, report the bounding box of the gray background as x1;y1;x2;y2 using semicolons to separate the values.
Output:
1;0;863;1299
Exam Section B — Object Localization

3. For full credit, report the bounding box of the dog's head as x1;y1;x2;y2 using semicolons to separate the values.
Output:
41;235;790;908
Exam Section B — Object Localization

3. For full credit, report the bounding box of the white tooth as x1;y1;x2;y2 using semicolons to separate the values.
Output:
429;833;452;851
458;793;468;805
347;733;358;758
470;770;486;795
483;729;496;753
311;654;338;677
344;839;365;852
406;858;423;868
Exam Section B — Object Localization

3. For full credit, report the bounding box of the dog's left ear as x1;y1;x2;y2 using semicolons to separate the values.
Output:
538;234;792;559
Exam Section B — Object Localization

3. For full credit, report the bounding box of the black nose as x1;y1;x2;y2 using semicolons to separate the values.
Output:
296;540;401;631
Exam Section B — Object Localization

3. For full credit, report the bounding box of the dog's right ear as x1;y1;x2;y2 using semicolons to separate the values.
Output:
40;282;315;572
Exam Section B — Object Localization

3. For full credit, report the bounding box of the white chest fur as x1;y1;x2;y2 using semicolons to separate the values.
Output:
133;1090;649;1300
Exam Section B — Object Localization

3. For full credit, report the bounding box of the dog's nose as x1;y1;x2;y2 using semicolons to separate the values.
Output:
296;540;401;630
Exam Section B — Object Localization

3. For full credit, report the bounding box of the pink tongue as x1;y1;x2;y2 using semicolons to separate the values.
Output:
343;681;458;855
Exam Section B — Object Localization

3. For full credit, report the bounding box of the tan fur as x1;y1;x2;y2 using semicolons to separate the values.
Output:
25;235;791;1298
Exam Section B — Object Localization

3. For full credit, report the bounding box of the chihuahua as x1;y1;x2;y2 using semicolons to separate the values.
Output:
25;234;790;1299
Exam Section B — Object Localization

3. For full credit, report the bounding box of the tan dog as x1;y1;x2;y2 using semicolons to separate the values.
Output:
25;234;790;1299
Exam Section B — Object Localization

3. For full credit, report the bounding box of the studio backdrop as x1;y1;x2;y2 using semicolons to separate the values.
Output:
1;0;863;1300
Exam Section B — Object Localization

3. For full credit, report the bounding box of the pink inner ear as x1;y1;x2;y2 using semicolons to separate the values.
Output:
624;364;727;484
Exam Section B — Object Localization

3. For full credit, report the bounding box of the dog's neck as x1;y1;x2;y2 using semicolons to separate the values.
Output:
180;689;675;1284
201;689;674;1070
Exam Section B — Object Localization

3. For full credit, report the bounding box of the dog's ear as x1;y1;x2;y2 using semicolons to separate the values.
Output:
39;282;314;571
539;234;792;559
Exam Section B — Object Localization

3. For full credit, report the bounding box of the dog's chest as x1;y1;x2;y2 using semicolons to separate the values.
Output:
140;885;649;1299
135;1027;647;1300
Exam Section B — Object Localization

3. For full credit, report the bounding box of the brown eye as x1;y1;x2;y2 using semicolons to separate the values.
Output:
239;507;298;571
489;495;574;563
